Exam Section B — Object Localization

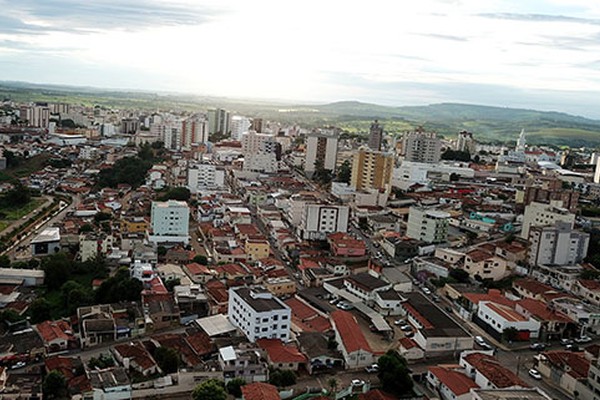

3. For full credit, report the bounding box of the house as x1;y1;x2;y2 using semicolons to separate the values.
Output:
78;305;117;349
460;351;528;389
513;278;556;301
515;298;575;341
573;280;600;306
330;310;377;369
84;367;131;400
284;296;332;333
44;356;91;395
536;350;589;397
245;239;271;263
264;277;296;297
398;337;425;361
34;320;76;354
475;301;541;341
327;232;367;257
241;382;280;400
112;341;160;376
463;249;509;281
257;338;307;371
297;332;344;374
143;292;180;331
373;289;404;316
427;365;479;400
343;272;392;304
219;344;268;383
184;263;214;284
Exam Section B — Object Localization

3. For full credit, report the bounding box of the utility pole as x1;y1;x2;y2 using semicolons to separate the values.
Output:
516;355;521;377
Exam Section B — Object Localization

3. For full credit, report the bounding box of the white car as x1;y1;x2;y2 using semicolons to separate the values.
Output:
365;364;379;373
575;335;593;344
351;379;365;387
528;369;542;380
475;335;492;349
394;319;407;326
422;287;432;295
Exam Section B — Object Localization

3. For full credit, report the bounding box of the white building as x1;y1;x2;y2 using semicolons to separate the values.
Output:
528;221;589;267
242;130;279;173
304;130;339;176
149;200;190;245
402;130;442;163
521;201;576;239
187;164;225;193
299;203;349;241
406;207;450;244
476;301;541;339
228;286;291;342
392;161;474;190
31;227;61;256
230;115;251;141
456;130;476;154
182;115;209;147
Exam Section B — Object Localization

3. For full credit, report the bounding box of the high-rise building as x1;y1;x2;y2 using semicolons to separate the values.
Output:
207;108;230;135
149;200;190;244
182;115;209;147
230;115;252;141
594;158;600;184
521;201;576;239
251;118;263;133
241;130;280;173
20;104;50;128
304;129;339;177
528;221;589;267
350;148;394;192
368;120;384;151
151;120;183;150
456;130;476;154
187;164;225;193
406;207;450;243
299;203;350;240
402;129;442;163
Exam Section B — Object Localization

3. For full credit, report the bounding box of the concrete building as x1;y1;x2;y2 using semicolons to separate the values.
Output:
456;130;476;154
521;201;576;239
406;207;450;244
350;147;394;193
298;203;349;241
230;115;251;141
182;115;209;147
149;200;190;245
475;301;541;341
368;120;384;151
187;163;225;193
79;233;114;262
31;227;61;256
242;130;280;173
528;222;589;267
0;268;45;286
228;286;291;342
402;129;442;163
304;129;339;177
208;108;230;134
330;310;377;369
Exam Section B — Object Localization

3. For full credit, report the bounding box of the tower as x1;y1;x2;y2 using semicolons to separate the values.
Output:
368;120;383;151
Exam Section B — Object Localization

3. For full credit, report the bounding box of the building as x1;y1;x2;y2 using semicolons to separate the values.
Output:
368;120;384;151
187;163;225;193
182;115;209;147
230;115;251;141
521;201;576;239
330;310;377;369
327;232;367;257
245;239;271;263
406;206;450;243
79;233;114;262
475;301;541;341
242;130;280;173
304;129;339;176
149;200;190;245
228;286;292;342
241;382;280;400
402;129;442;163
573;280;600;307
208;107;230;134
219;345;268;383
31;227;61;256
264;277;296;297
0;267;45;286
297;203;349;241
427;366;479;400
256;338;307;371
463;249;510;281
528;222;589;267
456;130;476;154
350;148;394;193
460;351;528;390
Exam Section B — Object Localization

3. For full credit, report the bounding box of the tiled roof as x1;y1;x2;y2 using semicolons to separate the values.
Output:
330;310;372;354
514;278;554;296
257;338;307;364
241;382;280;400
516;298;573;323
578;280;600;291
484;302;527;322
35;320;73;344
464;352;528;388
428;366;479;395
357;389;399;400
541;351;590;379
184;331;214;357
399;337;418;350
463;289;515;308
113;342;157;371
466;249;494;263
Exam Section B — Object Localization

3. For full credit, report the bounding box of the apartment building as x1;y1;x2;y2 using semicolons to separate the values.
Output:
528;221;589;267
304;129;339;176
521;201;576;239
406;206;450;244
350;147;394;192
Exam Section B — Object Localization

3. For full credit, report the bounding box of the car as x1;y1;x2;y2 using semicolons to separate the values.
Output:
404;330;415;338
528;369;542;380
329;297;339;305
394;319;407;326
401;324;413;332
351;379;365;387
10;361;26;370
365;364;379;373
432;295;441;302
575;335;593;344
529;343;546;351
369;324;378;332
475;336;493;349
560;338;574;346
422;287;432;295
566;344;580;351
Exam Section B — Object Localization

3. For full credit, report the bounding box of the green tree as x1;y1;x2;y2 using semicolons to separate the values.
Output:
41;252;73;290
580;269;600;280
0;309;24;324
153;347;180;374
192;255;208;264
95;267;143;304
0;254;10;268
327;378;338;396
503;327;519;342
88;353;115;369
192;379;227;400
157;246;167;257
377;350;413;396
226;378;246;397
158;187;191;202
164;278;180;293
29;298;52;323
268;369;296;387
336;160;351;183
43;370;69;400
449;268;470;283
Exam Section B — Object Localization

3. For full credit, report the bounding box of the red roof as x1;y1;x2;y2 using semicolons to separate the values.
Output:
241;382;280;400
463;289;515;308
399;337;418;350
514;278;554;296
330;310;372;354
463;352;528;388
516;298;573;323
184;331;214;357
36;320;74;344
185;263;211;275
541;351;590;379
113;342;157;371
284;297;332;333
257;338;307;364
578;280;600;291
358;389;399;400
484;302;527;322
428;366;479;395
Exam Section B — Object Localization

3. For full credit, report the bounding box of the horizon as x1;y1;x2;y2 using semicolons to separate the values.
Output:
1;1;600;118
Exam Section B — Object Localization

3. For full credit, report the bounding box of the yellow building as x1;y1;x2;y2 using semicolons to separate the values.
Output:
350;147;394;192
264;277;296;297
245;239;271;263
121;216;149;234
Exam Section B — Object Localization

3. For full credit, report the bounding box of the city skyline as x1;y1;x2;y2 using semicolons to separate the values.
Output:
1;0;600;117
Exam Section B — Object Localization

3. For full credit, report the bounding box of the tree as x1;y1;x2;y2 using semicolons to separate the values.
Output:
41;252;73;290
0;254;10;268
0;309;24;324
95;267;143;304
449;268;470;283
377;350;413;396
192;379;227;400
88;353;115;369
43;370;69;400
336;160;351;183
327;378;338;396
153;346;180;374
268;369;296;387
503;327;519;342
441;149;471;162
192;255;208;264
29;298;52;323
158;187;191;202
164;278;180;293
157;246;167;257
226;378;246;397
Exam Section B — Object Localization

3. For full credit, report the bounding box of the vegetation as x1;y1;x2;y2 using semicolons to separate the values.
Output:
153;347;180;374
43;370;69;400
192;254;208;264
377;350;413;397
95;267;143;304
157;187;191;202
28;298;52;323
441;149;471;162
88;354;115;369
226;378;246;397
268;368;296;387
336;160;351;184
192;379;227;400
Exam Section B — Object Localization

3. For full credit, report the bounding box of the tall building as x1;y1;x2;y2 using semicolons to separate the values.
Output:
228;286;291;342
187;164;225;193
521;201;576;239
594;157;600;184
406;207;450;243
182;115;209;147
207;108;230;135
151;120;183;150
299;203;349;240
251;118;263;133
516;128;527;152
456;130;476;154
304;129;339;177
149;200;190;244
402;130;442;163
528;222;589;267
350;148;394;192
20;104;50;128
230;115;251;141
241;130;280;173
368;120;383;151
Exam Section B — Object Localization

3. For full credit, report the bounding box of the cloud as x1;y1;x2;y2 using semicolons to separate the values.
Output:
417;33;469;42
478;12;600;26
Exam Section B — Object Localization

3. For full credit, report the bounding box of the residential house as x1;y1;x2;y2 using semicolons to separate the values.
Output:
241;382;280;400
460;351;529;390
427;365;479;400
330;310;377;369
297;332;344;374
218;344;268;383
515;298;575;341
327;232;366;257
475;301;541;341
343;272;392;304
257;338;307;372
574;280;600;306
112;341;160;376
536;350;589;397
84;367;131;400
34;320;76;354
463;249;509;281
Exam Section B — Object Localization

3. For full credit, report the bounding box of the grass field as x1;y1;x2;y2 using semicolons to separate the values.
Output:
0;154;51;183
0;198;44;233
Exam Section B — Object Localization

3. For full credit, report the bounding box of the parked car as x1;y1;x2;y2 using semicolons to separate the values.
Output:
401;324;413;332
529;343;547;351
432;295;441;302
560;338;574;346
404;330;415;338
566;344;580;351
475;335;493;349
365;364;379;373
394;319;407;326
351;379;365;387
528;369;542;380
422;287;432;295
10;361;26;370
575;335;592;344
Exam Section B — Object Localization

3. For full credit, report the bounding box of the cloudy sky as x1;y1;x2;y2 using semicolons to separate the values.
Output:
1;0;600;117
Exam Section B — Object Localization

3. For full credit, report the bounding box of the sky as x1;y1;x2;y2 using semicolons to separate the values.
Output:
1;0;600;117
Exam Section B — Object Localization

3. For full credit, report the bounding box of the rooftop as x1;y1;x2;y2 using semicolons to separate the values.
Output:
404;293;470;338
330;310;372;354
463;352;528;389
428;366;479;395
31;227;61;244
233;286;288;312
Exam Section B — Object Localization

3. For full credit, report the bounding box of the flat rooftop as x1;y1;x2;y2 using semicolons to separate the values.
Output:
31;227;60;244
405;292;470;338
234;287;287;312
